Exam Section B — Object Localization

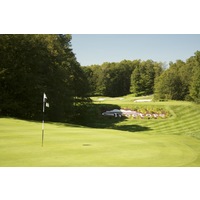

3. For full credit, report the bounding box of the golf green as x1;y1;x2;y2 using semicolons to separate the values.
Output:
0;117;200;166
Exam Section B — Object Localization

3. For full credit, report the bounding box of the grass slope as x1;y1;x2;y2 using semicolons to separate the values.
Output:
1;97;200;166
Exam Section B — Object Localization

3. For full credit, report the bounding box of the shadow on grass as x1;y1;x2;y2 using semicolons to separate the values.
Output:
70;103;152;133
0;104;151;133
112;124;152;132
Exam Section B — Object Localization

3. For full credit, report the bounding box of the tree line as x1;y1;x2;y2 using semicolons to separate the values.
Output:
154;51;200;102
0;34;90;122
1;34;200;122
82;59;164;97
82;50;200;103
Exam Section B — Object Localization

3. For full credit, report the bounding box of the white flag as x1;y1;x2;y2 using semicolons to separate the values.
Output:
43;93;47;101
46;102;49;108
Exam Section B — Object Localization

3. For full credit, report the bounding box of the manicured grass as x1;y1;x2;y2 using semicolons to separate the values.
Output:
1;96;200;167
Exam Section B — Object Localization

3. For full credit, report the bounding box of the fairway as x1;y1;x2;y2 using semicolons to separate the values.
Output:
1;98;200;167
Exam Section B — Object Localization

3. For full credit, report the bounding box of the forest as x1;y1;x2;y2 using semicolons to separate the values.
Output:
0;34;200;122
82;51;200;102
0;34;90;122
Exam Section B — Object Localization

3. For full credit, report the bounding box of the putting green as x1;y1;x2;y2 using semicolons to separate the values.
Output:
0;118;200;166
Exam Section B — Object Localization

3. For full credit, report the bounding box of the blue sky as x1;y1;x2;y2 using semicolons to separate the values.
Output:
71;34;200;66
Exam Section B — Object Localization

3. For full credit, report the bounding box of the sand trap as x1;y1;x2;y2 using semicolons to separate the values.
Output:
134;99;152;102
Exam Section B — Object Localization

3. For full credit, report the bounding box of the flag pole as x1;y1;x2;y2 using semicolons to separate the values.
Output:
42;93;45;147
42;93;49;147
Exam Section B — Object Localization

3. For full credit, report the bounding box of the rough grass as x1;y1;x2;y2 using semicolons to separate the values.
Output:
1;96;200;166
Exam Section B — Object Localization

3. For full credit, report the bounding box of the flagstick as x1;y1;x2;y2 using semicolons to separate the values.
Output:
41;93;49;147
42;93;45;147
42;115;44;147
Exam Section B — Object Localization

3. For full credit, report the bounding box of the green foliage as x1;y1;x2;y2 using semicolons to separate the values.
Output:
83;50;200;104
82;60;138;97
0;34;90;121
154;52;200;101
130;60;163;96
190;76;200;103
154;69;183;100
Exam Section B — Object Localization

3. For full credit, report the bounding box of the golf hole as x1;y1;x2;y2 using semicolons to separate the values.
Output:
83;144;91;146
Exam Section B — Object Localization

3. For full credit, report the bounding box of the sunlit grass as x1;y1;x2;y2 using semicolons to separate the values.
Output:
1;96;200;166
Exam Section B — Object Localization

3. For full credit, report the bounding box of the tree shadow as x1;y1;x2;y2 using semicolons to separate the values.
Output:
111;124;152;132
71;103;152;133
